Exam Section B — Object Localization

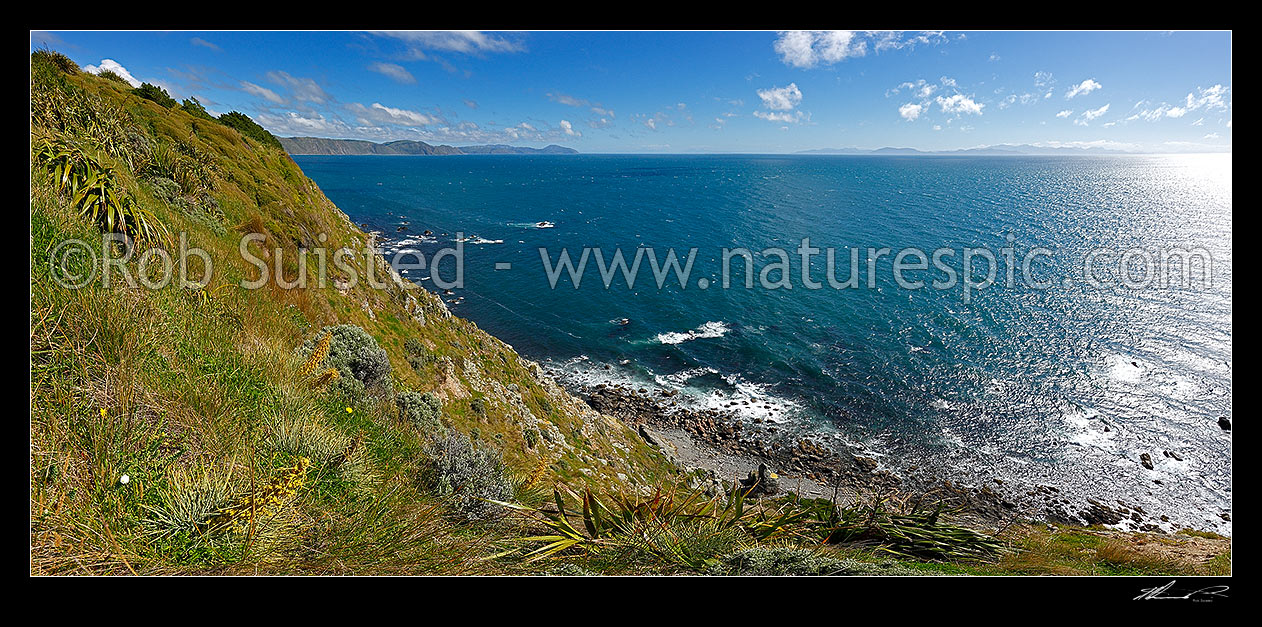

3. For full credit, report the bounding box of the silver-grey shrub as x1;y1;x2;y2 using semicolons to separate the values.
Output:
398;390;444;437
298;324;392;399
424;431;513;522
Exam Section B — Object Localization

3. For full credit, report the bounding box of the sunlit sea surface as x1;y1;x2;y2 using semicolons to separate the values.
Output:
294;153;1232;532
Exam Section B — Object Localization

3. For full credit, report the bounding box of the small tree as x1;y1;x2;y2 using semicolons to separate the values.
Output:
133;82;177;108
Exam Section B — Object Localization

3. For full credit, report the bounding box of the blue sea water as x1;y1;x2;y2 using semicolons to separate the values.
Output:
294;153;1232;531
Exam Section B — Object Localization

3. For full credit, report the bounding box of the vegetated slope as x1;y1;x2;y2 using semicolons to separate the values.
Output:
29;50;673;575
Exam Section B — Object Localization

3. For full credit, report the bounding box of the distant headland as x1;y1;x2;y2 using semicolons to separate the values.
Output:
279;136;579;156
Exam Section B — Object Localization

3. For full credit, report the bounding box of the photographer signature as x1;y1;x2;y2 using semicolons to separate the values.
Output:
1135;580;1229;601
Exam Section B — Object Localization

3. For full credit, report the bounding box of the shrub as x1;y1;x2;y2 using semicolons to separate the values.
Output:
424;431;513;522
298;325;392;399
34;136;165;242
705;547;863;576
404;337;435;371
398;390;444;437
218;111;282;149
470;397;487;417
133;82;177;108
32;48;78;74
97;70;130;85
181;97;216;121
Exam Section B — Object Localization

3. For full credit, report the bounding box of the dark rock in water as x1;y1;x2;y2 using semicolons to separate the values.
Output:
1140;453;1154;470
423;229;433;236
1218;416;1231;431
397;226;408;232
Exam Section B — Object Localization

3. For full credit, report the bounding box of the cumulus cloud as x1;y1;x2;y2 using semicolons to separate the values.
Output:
773;30;947;68
898;102;923;121
83;59;141;87
756;83;803;111
1065;78;1102;99
935;93;984;116
559;119;581;136
1056;109;1073;118
752;83;807;124
368;62;417;84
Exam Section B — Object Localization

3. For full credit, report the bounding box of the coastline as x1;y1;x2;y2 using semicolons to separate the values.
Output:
553;375;1217;536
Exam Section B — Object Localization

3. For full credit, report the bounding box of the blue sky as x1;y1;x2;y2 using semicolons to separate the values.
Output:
31;30;1231;153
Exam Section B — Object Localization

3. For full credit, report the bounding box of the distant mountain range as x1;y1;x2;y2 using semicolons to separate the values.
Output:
279;137;578;156
795;144;1134;156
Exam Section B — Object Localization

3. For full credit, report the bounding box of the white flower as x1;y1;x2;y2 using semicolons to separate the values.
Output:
119;474;130;485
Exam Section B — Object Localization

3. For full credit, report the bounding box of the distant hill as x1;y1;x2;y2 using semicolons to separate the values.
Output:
280;136;578;156
797;144;1131;156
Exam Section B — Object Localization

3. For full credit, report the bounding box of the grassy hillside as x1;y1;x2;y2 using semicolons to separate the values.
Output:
29;49;676;574
28;49;1229;576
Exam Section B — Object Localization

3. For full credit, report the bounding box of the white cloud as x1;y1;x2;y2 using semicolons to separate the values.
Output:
753;110;806;123
267;71;331;104
898;102;923;121
890;79;937;99
83;59;141;88
371;30;524;56
559;119;581;137
1056;109;1073;118
190;37;221;52
753;83;807;124
256;110;347;136
346;102;441;127
998;93;1037;109
1074;103;1110;126
935;93;984;116
756;83;803;111
241;81;286;105
773;31;948;68
368;62;416;84
1034;71;1056;99
1065;78;1102;99
1186;84;1229;111
774;31;863;68
547;92;615;123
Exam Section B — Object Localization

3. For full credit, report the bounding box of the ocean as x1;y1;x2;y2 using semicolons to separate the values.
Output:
293;153;1232;532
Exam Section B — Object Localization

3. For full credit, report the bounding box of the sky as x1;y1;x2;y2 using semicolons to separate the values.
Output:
30;30;1232;154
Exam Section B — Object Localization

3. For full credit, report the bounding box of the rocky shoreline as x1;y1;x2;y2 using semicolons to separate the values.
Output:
574;380;1185;533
